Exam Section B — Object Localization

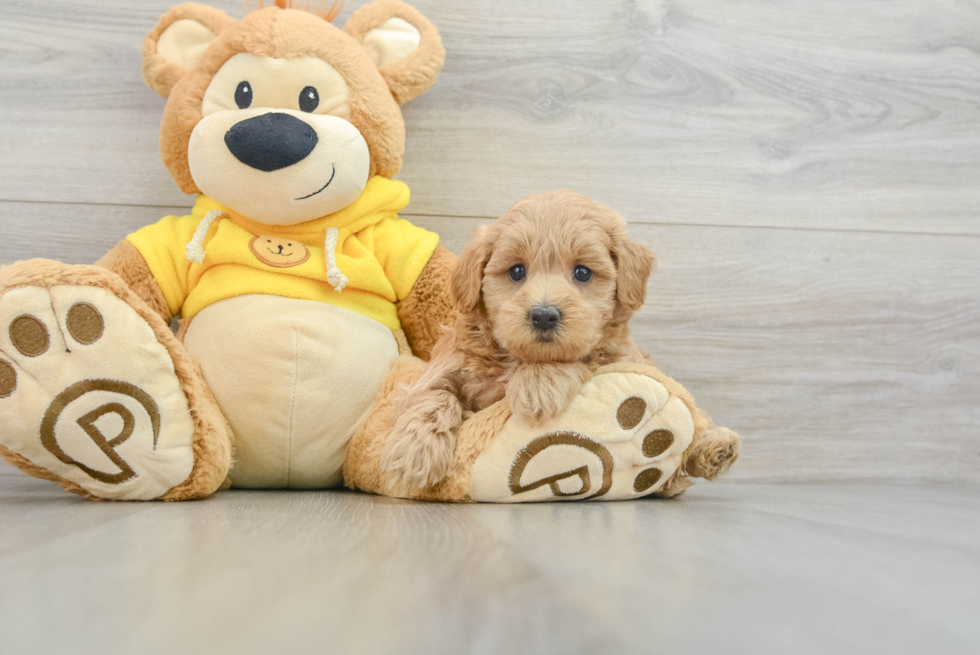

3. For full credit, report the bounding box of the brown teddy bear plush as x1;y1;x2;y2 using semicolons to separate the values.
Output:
0;0;738;502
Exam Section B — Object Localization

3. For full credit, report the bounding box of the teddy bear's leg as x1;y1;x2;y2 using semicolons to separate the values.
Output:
345;360;739;503
0;260;232;501
344;354;431;495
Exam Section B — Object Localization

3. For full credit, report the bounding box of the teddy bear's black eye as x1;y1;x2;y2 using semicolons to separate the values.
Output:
299;86;319;113
573;266;593;283
235;81;253;109
509;265;526;282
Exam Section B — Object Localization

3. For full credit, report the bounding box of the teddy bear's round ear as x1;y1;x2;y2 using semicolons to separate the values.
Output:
142;3;236;98
344;0;445;105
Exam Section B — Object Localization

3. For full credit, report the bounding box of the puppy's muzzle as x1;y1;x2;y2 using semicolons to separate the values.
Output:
225;113;318;172
530;305;562;333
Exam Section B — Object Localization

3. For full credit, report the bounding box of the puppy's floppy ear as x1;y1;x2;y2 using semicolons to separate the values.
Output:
345;0;445;105
452;227;494;314
142;3;235;98
612;230;657;312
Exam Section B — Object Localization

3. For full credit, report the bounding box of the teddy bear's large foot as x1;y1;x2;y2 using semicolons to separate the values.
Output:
465;363;700;502
0;260;231;501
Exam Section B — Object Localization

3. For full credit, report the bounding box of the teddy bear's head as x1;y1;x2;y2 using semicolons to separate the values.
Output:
141;0;443;226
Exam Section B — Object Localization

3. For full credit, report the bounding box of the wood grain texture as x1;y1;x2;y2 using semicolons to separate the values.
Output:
3;204;978;483
1;0;979;484
423;216;980;483
0;476;977;655
2;5;979;646
1;0;980;233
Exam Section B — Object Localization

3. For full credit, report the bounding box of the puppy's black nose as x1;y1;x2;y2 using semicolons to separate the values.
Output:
530;305;562;332
225;113;318;172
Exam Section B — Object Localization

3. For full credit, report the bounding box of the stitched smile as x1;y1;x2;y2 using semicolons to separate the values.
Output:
267;249;295;257
296;164;337;200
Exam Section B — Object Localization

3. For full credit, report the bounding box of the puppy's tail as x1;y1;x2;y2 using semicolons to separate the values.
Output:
685;426;741;481
655;426;741;498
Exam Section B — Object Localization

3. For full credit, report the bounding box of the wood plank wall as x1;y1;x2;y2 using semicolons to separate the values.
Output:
1;0;978;482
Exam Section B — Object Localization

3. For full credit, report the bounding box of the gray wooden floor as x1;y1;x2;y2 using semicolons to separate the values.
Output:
1;1;979;652
1;471;977;655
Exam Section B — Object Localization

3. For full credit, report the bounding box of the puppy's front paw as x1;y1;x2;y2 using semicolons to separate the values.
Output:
507;364;588;423
380;390;462;496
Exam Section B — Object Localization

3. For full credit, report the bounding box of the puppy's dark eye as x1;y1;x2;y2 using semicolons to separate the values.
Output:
574;266;593;283
509;265;526;282
235;81;253;109
299;86;319;112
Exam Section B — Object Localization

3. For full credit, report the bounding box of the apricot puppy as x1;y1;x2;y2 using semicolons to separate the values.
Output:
381;190;657;494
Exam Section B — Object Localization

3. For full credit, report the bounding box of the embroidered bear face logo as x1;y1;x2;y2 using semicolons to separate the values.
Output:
249;235;311;268
141;1;444;227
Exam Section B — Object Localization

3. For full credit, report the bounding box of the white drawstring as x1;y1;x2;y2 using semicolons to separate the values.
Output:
185;210;226;264
324;227;348;293
186;209;347;292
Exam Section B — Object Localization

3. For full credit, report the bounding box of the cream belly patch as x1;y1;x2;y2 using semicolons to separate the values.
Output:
0;285;196;500
469;371;695;502
184;295;400;489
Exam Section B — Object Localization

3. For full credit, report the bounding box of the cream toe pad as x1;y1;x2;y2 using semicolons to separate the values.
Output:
0;286;195;500
469;371;695;502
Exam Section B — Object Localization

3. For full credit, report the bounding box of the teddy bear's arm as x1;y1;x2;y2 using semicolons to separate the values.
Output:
396;245;458;361
95;240;173;324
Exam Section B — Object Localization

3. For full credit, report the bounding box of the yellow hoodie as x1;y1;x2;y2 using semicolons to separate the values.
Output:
127;176;439;331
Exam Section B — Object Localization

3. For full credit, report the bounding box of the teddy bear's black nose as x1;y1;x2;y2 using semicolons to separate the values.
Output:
530;305;562;332
224;113;318;172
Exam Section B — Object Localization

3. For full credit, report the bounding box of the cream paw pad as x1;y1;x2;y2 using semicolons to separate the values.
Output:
468;365;695;502
0;282;197;500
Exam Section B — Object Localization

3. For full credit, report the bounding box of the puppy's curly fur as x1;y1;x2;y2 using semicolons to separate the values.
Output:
382;190;665;494
382;191;742;496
